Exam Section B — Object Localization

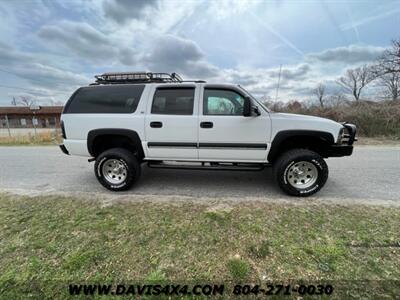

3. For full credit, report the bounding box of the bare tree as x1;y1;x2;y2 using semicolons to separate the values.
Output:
336;65;376;101
11;97;17;106
374;38;400;100
17;96;35;107
326;92;348;108
377;72;399;100
377;39;400;74
312;83;326;107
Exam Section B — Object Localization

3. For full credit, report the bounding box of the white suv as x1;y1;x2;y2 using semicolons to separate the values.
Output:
60;72;356;197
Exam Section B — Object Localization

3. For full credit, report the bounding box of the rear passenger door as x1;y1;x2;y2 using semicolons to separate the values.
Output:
145;85;199;160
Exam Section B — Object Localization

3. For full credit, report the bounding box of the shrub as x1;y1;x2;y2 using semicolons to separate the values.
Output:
267;100;400;138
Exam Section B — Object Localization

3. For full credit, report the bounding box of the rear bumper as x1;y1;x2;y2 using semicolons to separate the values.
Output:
59;144;69;155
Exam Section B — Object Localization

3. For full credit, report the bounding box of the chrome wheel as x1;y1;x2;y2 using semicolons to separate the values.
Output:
102;159;127;185
287;161;318;189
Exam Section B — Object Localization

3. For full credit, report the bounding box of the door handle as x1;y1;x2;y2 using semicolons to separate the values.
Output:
150;121;163;128
200;121;213;128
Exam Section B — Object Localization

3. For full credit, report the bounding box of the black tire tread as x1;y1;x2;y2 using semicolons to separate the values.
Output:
273;149;328;197
94;148;141;191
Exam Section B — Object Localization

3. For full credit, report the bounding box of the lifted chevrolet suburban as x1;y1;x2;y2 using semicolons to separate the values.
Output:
60;72;356;197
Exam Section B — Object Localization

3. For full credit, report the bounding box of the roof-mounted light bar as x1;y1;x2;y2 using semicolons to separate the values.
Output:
92;72;184;85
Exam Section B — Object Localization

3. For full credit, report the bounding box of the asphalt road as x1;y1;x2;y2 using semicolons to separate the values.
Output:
0;146;399;204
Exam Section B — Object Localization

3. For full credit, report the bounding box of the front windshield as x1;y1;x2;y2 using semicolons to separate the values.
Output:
237;85;270;113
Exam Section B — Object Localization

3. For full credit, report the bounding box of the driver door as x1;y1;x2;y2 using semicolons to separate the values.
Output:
198;86;270;162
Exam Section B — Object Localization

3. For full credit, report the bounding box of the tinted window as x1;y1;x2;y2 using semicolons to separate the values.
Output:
203;89;244;115
64;85;145;113
152;88;194;115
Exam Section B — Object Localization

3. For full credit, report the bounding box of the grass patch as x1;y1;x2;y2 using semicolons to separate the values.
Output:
227;258;250;280
357;136;400;145
0;131;61;145
248;240;271;259
0;194;399;299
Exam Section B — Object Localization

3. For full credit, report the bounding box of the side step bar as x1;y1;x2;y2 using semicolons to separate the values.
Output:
147;161;267;171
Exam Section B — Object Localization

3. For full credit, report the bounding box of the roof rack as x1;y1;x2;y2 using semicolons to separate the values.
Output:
92;72;184;85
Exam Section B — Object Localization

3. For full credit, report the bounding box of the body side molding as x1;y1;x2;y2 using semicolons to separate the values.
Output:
147;142;268;149
199;143;267;149
148;142;197;148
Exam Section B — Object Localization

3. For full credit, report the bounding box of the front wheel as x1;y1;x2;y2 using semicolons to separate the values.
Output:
273;149;328;197
94;148;141;191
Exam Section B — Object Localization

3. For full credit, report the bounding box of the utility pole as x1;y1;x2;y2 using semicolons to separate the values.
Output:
5;114;11;137
275;64;282;102
30;104;40;137
32;113;37;136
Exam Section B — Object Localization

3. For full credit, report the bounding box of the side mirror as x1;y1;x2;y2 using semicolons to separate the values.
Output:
243;96;251;117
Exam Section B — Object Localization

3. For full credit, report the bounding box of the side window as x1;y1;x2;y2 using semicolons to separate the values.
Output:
64;85;145;114
151;88;194;115
203;89;245;115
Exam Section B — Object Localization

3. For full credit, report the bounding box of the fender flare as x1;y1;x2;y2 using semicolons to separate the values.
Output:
87;128;144;158
268;130;335;162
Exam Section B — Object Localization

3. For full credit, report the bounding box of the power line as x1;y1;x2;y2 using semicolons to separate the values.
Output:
0;68;17;76
0;68;49;84
0;84;50;94
0;69;55;94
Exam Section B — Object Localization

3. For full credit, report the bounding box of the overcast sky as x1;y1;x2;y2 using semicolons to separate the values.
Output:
0;0;399;105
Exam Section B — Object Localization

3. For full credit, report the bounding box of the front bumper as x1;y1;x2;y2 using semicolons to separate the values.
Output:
327;145;353;157
327;123;357;157
341;123;357;145
59;144;69;155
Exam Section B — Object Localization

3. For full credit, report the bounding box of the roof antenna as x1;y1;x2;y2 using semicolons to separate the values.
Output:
275;64;282;102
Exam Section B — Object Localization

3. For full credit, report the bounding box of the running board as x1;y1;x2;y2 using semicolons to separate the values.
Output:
147;161;267;171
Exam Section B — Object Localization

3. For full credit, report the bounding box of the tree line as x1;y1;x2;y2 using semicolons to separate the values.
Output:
313;39;400;107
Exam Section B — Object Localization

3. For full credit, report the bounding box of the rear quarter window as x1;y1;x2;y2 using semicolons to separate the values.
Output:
63;85;145;114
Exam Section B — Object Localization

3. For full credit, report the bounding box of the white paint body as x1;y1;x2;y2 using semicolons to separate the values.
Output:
62;83;343;163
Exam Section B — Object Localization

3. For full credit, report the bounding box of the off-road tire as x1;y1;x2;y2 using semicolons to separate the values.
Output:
273;149;328;197
94;148;141;191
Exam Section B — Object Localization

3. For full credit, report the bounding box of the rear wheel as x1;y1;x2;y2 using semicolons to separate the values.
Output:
94;148;141;191
273;149;328;197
